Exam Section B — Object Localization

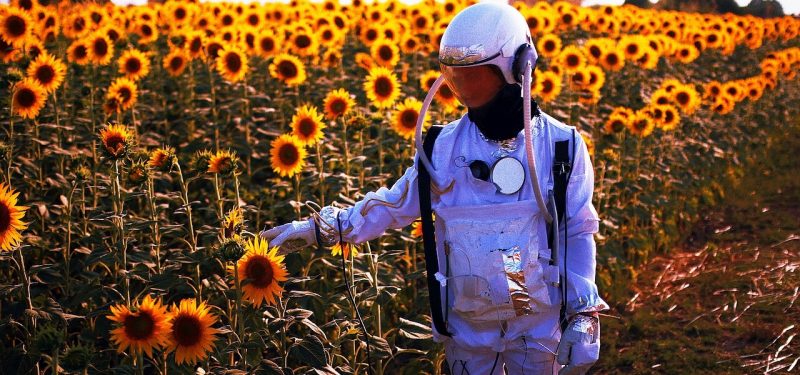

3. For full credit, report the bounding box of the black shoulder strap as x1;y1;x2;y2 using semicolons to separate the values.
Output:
553;139;572;225
417;125;451;337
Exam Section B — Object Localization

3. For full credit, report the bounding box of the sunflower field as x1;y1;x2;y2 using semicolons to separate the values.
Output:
1;0;799;373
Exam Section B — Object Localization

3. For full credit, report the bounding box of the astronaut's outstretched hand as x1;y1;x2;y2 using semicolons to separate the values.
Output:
556;312;601;375
260;219;317;255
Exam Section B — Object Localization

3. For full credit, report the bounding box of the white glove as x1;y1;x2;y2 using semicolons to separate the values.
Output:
260;219;318;254
557;313;600;375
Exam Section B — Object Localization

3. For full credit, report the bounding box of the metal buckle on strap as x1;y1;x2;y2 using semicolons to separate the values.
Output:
553;161;572;176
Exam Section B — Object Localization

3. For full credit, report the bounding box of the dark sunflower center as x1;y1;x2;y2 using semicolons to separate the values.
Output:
74;45;88;60
188;38;202;54
279;144;299;165
626;44;638;55
566;54;579;67
588;46;602;59
15;88;36;108
0;202;11;232
260;37;274;52
415;17;427;28
542;79;554;94
295;35;311;49
606;53;619;65
118;87;132;102
172;314;203;346
405;39;417;49
105;134;125;155
298;118;315;137
676;92;689;105
5;15;26;37
246;255;275;288
108;29;120;42
278;60;298;78
527;17;538;29
222;15;233;26
123;312;155;340
248;15;259;26
544;41;555;52
334;16;345;29
141;24;152;37
374;77;393;97
378;45;393;62
611;119;624;132
225;52;242;72
439;84;454;99
330;99;346;115
322;30;333;41
665;110;675;123
634;119;648;131
170;56;184;71
400;109;417;129
445;3;454;12
562;13;573;24
175;8;187;20
73;17;85;33
36;65;55;85
125;58;141;74
365;29;378;42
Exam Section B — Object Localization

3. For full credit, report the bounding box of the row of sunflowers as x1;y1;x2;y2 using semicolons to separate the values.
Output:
2;0;800;373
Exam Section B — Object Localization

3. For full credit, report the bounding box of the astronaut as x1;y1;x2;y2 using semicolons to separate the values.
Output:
262;2;609;374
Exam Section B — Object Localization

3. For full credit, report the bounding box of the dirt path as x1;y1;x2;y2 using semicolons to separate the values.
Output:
593;121;800;374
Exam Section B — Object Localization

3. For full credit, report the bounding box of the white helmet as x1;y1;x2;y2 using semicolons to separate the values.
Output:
438;1;537;85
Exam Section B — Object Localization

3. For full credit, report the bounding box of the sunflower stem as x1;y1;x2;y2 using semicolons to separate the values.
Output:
341;117;351;196
52;347;59;375
136;350;144;375
214;174;224;221
63;183;77;297
16;248;35;326
6;99;14;186
315;142;325;205
233;261;245;363
146;175;162;275
234;171;242;209
207;63;219;152
90;67;99;209
293;174;301;221
113;159;130;307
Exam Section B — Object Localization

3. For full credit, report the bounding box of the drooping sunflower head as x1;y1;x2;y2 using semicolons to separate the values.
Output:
216;45;248;83
0;182;29;252
221;208;244;239
230;235;288;307
269;134;307;178
330;242;358;259
363;66;400;109
269;53;307;86
193;149;213;174
107;77;138;112
99;123;134;160
208;149;238;176
127;160;150;186
118;49;151;82
148;147;177;172
165;299;221;365
26;52;66;93
323;88;355;121
11;78;46;119
107;295;171;358
291;105;326;146
391;97;426;140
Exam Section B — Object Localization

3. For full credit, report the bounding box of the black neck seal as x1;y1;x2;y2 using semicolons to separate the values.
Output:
467;83;540;142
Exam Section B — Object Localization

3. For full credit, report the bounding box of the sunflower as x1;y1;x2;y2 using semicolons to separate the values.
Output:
270;134;306;178
533;70;562;103
127;161;150;186
208;149;238;176
184;30;206;59
117;49;150;82
67;40;90;65
289;29;318;57
108;295;171;358
0;7;32;48
11;78;46;119
99;124;133;159
322;49;342;68
135;21;158;45
88;33;113;66
291;105;326;146
23;52;62;94
556;45;586;73
221;208;244;239
537;33;562;58
704;80;723;100
711;95;735;115
216;45;248;83
256;30;280;59
163;48;189;77
410;221;422;238
363;66;400;109
204;37;225;61
323;88;355;121
0;183;28;252
23;36;43;59
165;299;220;365
148;147;176;172
370;38;400;68
627;110;655;138
674;44;699;64
230;235;288;307
634;47;658;70
604;113;629;134
107;77;138;112
269;53;307;86
649;88;672;106
671;84;700;115
657;104;681;131
355;52;375;71
1;37;19;63
391;97;427;140
599;46;625;72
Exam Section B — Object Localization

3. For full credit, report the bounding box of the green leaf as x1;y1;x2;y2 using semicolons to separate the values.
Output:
398;318;432;340
289;334;328;369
